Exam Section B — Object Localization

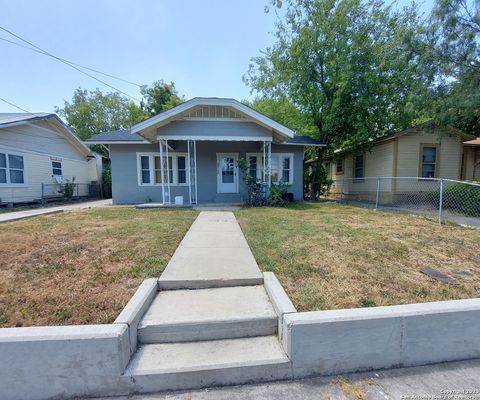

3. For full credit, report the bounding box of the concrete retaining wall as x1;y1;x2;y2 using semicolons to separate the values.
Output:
0;324;131;400
0;278;157;400
282;298;480;378
114;277;158;354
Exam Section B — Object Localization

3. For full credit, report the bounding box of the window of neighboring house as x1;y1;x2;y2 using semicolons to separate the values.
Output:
52;161;62;176
0;152;25;185
354;155;364;179
336;158;344;174
0;153;6;184
420;145;438;178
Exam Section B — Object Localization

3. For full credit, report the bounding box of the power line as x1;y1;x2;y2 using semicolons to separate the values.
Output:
0;96;41;116
0;25;142;103
0;36;142;87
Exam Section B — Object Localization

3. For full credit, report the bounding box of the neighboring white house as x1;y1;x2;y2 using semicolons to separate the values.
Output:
0;113;102;204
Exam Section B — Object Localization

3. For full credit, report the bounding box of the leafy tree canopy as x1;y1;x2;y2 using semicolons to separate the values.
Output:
244;97;317;136
140;80;184;117
55;88;144;141
245;0;433;162
428;0;480;135
56;81;185;155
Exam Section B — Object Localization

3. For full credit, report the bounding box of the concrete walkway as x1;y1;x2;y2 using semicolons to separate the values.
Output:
0;199;112;223
123;211;291;393
159;211;263;289
91;359;480;399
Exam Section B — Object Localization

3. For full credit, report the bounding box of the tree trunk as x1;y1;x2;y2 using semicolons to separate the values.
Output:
311;146;324;200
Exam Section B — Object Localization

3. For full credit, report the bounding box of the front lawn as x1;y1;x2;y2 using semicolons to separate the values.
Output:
236;203;480;311
0;208;197;327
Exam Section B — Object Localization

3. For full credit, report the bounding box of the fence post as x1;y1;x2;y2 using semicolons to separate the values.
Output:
41;183;44;200
375;177;380;210
438;178;444;224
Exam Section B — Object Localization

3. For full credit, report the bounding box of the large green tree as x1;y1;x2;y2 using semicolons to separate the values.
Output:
56;81;185;147
55;88;145;141
428;0;480;135
140;80;184;117
245;0;433;196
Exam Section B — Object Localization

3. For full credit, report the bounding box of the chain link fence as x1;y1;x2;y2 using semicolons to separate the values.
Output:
327;177;480;227
41;183;102;201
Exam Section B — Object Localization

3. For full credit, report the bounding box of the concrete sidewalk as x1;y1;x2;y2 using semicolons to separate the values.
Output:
91;358;480;399
0;199;112;223
158;211;263;289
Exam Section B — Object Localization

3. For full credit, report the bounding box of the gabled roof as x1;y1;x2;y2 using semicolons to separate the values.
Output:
0;113;52;126
130;97;296;141
0;112;93;158
375;121;475;144
86;129;149;144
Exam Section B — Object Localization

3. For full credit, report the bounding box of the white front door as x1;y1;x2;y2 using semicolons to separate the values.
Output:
217;154;238;193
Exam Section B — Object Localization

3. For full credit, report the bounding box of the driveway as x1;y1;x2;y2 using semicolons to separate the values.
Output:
0;199;112;223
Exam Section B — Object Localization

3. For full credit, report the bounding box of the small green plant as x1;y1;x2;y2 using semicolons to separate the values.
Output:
268;181;289;206
360;298;377;307
55;309;72;321
237;158;267;206
58;177;76;200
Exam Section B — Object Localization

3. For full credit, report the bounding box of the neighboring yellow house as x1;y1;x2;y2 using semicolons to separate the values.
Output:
327;123;479;203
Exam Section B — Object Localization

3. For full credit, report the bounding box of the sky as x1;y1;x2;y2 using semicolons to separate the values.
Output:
0;0;435;114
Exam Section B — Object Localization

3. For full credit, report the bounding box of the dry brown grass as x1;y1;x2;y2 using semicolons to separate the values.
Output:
0;208;197;327
236;203;480;311
332;377;368;400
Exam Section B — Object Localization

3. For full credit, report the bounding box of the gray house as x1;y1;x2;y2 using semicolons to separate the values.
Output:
87;97;323;205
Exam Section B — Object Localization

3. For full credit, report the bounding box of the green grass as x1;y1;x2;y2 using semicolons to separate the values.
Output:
0;208;197;327
236;202;480;311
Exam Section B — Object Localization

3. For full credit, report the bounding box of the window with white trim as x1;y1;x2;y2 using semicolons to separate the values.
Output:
0;152;25;185
246;153;294;185
52;161;62;176
137;153;188;186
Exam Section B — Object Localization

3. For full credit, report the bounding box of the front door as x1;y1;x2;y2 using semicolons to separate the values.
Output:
217;154;238;193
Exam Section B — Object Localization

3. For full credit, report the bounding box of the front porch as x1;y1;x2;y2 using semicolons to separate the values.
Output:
139;139;275;206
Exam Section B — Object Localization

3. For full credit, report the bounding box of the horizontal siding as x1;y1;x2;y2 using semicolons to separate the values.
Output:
0;148;98;203
0;120;88;160
330;141;393;194
396;131;462;178
110;143;304;204
156;120;272;139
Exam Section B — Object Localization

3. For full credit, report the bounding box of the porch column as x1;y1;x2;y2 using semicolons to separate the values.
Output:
159;139;171;204
187;140;198;205
263;141;272;190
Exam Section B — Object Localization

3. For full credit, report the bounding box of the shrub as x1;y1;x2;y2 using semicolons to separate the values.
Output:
268;181;289;207
58;177;76;200
429;181;480;217
237;158;267;207
102;165;112;198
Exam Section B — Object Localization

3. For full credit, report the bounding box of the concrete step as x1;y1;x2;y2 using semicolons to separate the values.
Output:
138;286;277;343
123;336;292;393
